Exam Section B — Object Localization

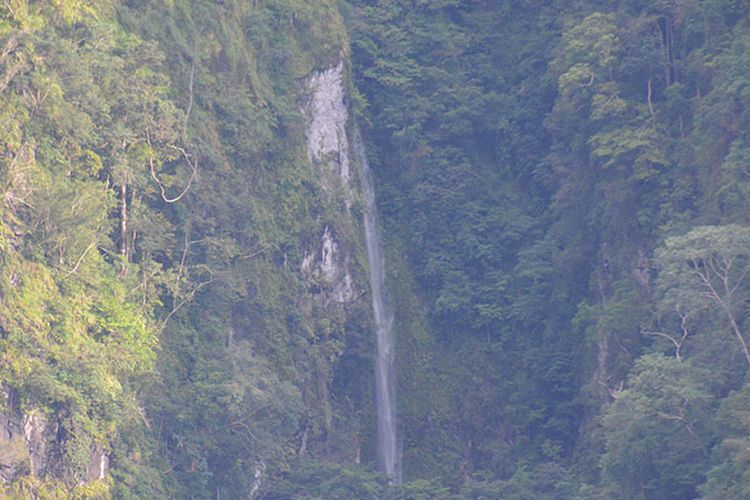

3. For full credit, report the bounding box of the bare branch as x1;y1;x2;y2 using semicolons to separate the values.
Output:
647;77;655;119
599;379;624;400
160;277;216;332
63;240;97;277
730;269;747;296
1;34;18;60
231;421;258;443
229;404;272;427
184;58;196;139
237;242;267;260
137;405;152;431
3;0;15;18
654;411;694;434
694;257;750;367
642;328;683;360
149;147;198;204
654;399;694;434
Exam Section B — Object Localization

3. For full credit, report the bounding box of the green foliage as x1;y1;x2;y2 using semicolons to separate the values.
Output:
601;355;715;499
351;0;750;496
460;464;581;500
113;1;369;497
3;0;750;496
655;225;750;365
700;384;750;499
0;0;182;492
261;461;387;499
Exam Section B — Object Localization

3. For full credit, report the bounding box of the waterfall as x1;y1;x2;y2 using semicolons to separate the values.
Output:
354;127;401;483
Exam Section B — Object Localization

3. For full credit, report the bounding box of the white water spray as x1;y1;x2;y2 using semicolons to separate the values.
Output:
354;127;401;483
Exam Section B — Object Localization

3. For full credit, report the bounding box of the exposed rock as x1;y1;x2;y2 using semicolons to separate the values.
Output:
249;460;266;498
301;61;358;305
23;411;51;477
302;225;355;304
85;447;109;482
1;389;109;486
0;408;28;483
304;60;352;196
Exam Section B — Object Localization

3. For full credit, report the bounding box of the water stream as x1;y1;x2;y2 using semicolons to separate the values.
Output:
354;127;401;483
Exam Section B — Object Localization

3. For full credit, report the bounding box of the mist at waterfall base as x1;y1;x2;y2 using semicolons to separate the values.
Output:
354;128;401;484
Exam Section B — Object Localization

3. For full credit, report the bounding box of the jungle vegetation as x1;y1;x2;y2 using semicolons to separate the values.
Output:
2;0;750;498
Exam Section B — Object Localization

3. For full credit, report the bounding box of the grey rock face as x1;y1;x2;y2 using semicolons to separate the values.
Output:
0;389;108;486
301;62;357;305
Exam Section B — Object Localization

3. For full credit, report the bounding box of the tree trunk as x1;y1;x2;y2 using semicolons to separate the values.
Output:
658;16;675;86
120;183;129;262
725;306;750;367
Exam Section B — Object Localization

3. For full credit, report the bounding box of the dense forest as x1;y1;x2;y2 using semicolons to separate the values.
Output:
2;0;750;498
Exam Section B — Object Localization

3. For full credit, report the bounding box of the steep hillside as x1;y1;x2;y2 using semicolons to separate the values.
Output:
349;0;750;497
1;1;376;497
3;1;750;498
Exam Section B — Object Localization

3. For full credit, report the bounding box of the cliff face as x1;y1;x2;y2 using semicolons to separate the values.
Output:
0;393;109;496
0;395;108;485
0;1;374;497
121;2;376;496
297;58;373;465
301;61;359;307
7;0;750;497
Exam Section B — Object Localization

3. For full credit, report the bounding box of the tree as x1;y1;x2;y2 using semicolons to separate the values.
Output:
601;354;714;499
699;383;750;499
260;460;387;499
655;225;750;367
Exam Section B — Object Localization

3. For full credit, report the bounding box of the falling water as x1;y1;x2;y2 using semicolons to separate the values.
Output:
354;127;401;483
